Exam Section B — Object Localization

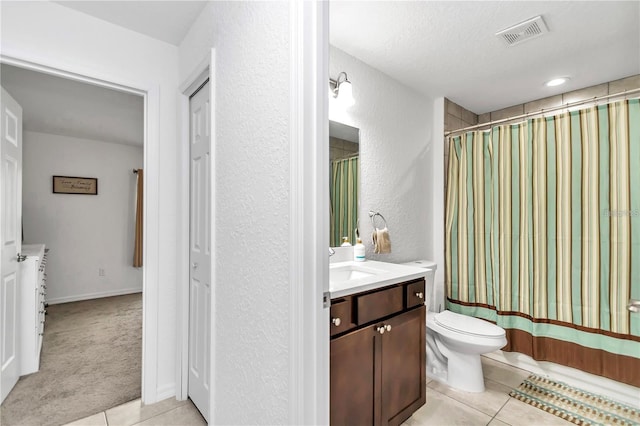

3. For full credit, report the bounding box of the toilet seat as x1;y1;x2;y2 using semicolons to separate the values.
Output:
433;310;505;338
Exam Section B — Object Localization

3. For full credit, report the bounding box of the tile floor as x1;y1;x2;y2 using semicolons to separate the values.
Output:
62;397;206;426
402;357;571;426
63;356;569;426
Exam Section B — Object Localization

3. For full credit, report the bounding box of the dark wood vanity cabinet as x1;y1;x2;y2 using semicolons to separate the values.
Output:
381;307;425;424
330;278;426;426
330;323;376;425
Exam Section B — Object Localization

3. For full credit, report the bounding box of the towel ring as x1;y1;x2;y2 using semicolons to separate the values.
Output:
369;211;388;229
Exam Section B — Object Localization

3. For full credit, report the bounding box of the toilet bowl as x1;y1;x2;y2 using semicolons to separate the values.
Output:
427;310;506;392
402;260;507;393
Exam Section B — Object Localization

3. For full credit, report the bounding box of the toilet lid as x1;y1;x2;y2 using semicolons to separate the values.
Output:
434;310;505;338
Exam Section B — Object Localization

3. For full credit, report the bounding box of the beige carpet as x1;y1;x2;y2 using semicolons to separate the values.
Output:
0;293;142;426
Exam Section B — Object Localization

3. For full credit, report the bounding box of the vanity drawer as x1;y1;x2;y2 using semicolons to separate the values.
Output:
406;279;426;309
330;299;353;336
356;286;403;325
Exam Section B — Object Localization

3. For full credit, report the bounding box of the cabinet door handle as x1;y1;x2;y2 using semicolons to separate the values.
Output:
377;326;385;335
332;317;341;327
415;292;424;299
385;324;392;332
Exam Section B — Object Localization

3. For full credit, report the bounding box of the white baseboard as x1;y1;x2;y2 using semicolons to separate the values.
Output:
485;351;640;408
156;383;176;402
46;287;142;305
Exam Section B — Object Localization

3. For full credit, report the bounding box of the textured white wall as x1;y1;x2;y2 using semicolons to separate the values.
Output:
1;1;179;399
329;46;436;266
180;2;291;423
22;131;143;303
431;98;445;302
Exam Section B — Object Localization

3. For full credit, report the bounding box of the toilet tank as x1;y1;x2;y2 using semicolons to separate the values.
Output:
402;260;438;312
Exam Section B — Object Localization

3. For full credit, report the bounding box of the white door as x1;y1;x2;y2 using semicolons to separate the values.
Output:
188;80;211;422
0;87;23;403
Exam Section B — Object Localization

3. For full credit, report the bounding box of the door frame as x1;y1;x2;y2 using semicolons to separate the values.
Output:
288;1;330;423
0;54;160;403
177;50;215;415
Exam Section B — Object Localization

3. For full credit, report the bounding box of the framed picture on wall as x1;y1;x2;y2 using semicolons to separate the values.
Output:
52;176;98;195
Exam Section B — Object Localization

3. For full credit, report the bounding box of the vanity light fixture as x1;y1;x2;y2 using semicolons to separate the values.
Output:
545;77;570;87
330;72;355;107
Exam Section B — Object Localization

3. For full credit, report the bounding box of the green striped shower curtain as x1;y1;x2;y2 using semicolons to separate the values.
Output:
330;156;359;247
445;99;640;387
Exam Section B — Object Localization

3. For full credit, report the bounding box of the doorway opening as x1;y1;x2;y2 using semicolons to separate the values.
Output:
0;57;152;425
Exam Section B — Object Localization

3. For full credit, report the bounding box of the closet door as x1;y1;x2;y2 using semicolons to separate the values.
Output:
1;87;23;403
188;80;211;422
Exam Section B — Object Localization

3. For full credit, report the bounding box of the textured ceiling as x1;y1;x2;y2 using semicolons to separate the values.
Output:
54;0;208;46
5;1;638;143
1;64;144;147
330;1;640;113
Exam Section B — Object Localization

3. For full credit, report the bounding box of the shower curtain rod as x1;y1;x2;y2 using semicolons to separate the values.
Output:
445;87;640;137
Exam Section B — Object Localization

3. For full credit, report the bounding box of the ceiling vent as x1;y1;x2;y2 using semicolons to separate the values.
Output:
496;16;548;47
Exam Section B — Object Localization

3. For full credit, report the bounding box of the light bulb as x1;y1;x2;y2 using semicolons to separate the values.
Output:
337;80;354;107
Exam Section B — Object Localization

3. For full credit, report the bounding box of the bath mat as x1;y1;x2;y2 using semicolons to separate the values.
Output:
509;374;640;426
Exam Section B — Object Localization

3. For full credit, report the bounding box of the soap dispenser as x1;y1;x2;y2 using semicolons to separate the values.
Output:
341;237;352;247
354;238;365;262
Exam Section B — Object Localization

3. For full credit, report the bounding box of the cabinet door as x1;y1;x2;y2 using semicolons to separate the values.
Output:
381;306;426;426
330;324;378;426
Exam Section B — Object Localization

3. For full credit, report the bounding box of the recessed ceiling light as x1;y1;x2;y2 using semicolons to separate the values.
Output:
545;77;570;87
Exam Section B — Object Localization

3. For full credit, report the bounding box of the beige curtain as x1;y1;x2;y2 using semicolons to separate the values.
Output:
133;169;143;267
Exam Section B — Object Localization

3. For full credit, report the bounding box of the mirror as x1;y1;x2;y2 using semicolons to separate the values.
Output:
329;120;360;247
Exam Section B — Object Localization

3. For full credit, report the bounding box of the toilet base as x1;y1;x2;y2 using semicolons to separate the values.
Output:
446;351;485;393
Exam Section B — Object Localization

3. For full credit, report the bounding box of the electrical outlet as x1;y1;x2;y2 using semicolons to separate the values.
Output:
99;268;105;277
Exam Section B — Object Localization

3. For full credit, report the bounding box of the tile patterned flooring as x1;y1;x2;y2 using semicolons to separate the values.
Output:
63;356;569;425
403;357;570;426
62;397;206;426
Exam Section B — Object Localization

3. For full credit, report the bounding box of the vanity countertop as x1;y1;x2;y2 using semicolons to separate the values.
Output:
329;260;428;299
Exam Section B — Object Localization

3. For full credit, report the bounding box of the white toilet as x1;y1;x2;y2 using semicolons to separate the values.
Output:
403;261;507;393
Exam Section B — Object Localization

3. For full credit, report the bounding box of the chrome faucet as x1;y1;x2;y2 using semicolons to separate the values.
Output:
329;247;335;257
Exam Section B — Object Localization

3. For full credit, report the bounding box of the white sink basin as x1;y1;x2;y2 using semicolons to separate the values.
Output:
329;260;429;299
330;264;383;282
